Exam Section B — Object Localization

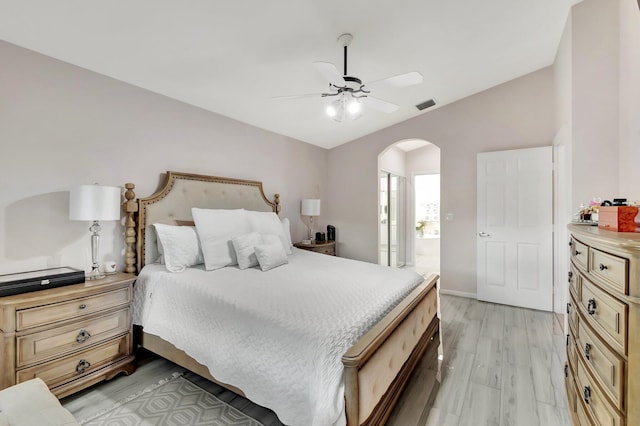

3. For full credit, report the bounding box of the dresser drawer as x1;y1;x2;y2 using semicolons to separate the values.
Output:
579;277;627;354
565;369;577;416
589;248;629;295
571;238;589;271
16;308;131;368
16;287;131;331
567;333;578;374
575;394;595;426
569;292;579;333
576;315;625;410
575;357;623;426
569;264;580;301
16;334;130;389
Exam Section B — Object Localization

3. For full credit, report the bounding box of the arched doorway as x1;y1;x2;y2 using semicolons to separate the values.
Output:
378;139;441;273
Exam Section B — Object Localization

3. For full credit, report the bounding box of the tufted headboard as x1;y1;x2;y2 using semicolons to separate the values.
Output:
123;171;280;273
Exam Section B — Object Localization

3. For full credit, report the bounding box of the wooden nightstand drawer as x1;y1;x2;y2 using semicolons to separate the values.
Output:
16;287;131;331
579;277;627;354
575;356;623;426
589;248;628;295
16;334;130;389
576;314;625;410
294;241;336;256
16;308;131;368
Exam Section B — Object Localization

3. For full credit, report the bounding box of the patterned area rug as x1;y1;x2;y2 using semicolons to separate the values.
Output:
79;373;264;426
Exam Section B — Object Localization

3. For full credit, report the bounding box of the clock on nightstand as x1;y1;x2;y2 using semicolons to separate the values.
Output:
294;241;336;256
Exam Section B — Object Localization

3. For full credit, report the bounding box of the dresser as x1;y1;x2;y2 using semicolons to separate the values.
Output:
0;272;135;398
565;224;640;426
294;241;336;256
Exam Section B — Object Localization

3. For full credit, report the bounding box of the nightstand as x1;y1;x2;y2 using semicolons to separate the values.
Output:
294;241;336;256
0;272;136;398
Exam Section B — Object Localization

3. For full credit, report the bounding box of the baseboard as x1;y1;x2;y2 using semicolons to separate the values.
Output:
439;288;476;299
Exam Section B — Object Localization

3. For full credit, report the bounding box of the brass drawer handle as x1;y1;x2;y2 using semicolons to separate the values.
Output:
583;386;591;404
79;304;87;310
585;343;592;360
599;263;608;271
587;298;597;315
76;359;91;374
76;329;91;344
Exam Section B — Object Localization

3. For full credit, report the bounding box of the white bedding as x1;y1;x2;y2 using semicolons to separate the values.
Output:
133;248;423;426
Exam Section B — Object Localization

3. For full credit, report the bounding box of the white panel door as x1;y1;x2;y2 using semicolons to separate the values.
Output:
477;146;553;311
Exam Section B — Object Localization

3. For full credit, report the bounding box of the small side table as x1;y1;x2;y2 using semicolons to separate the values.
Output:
294;241;336;256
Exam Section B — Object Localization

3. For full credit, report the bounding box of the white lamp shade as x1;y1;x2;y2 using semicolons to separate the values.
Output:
301;199;321;216
69;185;121;221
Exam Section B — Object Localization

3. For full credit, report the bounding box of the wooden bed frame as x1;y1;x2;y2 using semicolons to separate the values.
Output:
124;171;440;425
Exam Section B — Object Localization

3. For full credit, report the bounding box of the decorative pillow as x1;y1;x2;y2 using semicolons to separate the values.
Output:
281;218;293;249
192;208;250;270
246;211;292;255
254;240;289;271
153;223;204;273
231;232;262;270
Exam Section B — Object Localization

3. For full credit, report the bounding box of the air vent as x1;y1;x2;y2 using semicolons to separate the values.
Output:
416;99;436;111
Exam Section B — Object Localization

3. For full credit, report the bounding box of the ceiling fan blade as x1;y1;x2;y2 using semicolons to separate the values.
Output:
312;62;346;86
363;96;400;113
272;93;323;101
364;71;423;91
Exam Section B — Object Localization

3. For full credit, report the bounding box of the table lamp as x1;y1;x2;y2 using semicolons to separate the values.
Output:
69;184;121;280
301;199;321;241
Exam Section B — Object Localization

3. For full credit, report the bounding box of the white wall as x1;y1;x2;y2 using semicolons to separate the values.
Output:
619;0;640;199
327;68;555;295
571;0;620;206
379;146;406;176
0;41;327;275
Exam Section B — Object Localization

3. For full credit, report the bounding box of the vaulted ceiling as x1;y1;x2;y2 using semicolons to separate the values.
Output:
0;1;582;148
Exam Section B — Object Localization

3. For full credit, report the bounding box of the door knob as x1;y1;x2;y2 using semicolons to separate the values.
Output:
478;232;491;237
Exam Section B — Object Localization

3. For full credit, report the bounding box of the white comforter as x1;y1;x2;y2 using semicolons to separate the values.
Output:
133;248;423;426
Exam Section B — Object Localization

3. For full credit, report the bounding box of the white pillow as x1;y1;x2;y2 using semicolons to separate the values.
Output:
153;224;204;272
255;240;289;271
246;211;291;255
281;218;293;248
192;208;250;270
231;232;262;270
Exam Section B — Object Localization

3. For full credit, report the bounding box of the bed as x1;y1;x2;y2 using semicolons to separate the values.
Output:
124;171;440;425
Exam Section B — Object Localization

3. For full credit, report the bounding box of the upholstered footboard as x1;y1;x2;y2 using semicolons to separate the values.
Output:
342;273;440;425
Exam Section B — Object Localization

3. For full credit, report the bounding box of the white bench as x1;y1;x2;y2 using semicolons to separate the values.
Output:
0;379;78;426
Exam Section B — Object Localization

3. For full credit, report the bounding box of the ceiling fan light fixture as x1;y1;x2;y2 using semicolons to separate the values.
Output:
347;98;361;115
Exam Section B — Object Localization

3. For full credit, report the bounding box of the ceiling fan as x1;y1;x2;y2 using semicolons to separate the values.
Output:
273;33;423;122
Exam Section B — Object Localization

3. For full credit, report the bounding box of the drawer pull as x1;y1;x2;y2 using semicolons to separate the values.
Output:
598;263;608;271
587;298;596;315
79;304;87;310
574;250;581;256
584;343;592;360
564;364;568;377
76;329;91;344
567;302;571;314
76;359;91;374
583;386;591;404
569;241;573;247
568;271;573;283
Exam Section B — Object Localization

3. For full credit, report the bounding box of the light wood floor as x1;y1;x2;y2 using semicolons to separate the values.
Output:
62;295;570;425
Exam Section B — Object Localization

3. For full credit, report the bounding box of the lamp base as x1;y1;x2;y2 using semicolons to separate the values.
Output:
87;267;105;281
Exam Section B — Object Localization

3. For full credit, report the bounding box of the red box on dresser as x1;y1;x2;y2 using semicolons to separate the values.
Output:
598;206;640;232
